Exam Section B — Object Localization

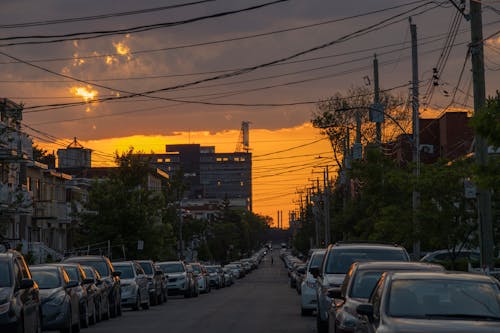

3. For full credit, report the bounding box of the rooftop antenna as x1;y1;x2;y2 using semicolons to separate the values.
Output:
235;121;251;152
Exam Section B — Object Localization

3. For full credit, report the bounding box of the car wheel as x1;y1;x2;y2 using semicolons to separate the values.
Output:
142;296;150;310
132;292;140;311
301;308;312;316
89;302;96;326
184;289;191;298
316;314;328;333
116;299;122;316
60;307;72;333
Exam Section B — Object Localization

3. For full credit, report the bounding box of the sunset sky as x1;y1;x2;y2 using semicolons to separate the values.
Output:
1;0;499;227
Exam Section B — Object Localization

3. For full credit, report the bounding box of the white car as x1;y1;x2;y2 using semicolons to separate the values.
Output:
300;249;326;316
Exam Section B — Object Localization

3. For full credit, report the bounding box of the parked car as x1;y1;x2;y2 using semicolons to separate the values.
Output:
30;264;81;333
0;250;41;333
294;264;307;294
222;267;234;287
157;261;197;298
80;265;107;323
113;261;150;311
300;248;326;316
136;260;164;305
356;271;500;333
191;263;210;294
54;263;93;328
62;255;122;318
205;265;223;289
314;241;410;333
328;261;445;333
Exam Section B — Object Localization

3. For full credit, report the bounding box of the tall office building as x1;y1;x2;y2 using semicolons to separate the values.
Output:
151;144;252;211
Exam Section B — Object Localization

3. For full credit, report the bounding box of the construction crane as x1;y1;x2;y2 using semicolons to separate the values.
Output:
235;121;251;153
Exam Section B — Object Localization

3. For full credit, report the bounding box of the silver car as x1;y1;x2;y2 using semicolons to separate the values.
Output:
113;261;150;311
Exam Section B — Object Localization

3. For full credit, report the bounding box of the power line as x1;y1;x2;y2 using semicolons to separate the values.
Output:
0;0;431;65
0;1;215;29
0;0;290;47
20;1;441;111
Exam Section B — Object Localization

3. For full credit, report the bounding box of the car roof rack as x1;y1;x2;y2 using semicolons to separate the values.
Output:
334;240;400;247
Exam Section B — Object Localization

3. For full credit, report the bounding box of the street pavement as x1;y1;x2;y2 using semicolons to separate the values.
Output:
75;252;315;333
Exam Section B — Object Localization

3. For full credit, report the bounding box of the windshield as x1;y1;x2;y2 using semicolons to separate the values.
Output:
31;269;62;289
139;262;153;275
309;252;325;271
68;260;110;277
159;263;184;273
64;266;80;282
113;264;134;279
82;267;95;279
0;261;12;287
388;279;500;319
325;248;408;274
350;271;383;298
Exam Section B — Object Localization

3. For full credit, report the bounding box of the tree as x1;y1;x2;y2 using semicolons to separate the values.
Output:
78;148;175;260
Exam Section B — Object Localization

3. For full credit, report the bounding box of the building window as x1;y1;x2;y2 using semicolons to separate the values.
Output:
217;180;222;186
157;158;163;163
240;181;244;187
26;177;31;191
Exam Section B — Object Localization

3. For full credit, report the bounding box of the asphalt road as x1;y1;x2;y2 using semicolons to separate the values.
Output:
77;252;315;333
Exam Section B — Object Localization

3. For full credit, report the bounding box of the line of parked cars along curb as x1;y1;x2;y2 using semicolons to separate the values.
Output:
0;247;268;333
282;242;500;333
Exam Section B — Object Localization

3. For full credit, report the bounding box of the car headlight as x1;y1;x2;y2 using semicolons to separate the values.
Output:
0;302;10;314
338;311;358;330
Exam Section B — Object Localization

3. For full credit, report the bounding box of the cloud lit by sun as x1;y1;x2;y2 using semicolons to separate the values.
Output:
70;86;98;102
113;41;132;60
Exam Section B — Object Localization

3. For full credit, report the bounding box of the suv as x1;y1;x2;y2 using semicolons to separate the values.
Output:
136;260;165;305
313;242;410;333
62;255;122;318
157;261;197;298
0;249;41;332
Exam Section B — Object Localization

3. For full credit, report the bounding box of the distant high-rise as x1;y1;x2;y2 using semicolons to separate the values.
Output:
57;137;91;169
151;144;252;211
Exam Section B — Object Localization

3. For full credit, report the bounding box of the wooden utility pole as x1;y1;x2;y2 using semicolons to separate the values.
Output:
410;18;421;259
374;54;382;143
469;0;494;270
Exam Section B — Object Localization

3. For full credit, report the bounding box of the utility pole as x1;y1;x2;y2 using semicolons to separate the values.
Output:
469;0;494;270
323;167;331;245
410;18;421;259
374;54;382;143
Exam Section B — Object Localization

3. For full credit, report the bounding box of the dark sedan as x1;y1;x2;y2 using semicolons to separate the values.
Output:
30;265;80;333
356;271;500;333
328;261;444;333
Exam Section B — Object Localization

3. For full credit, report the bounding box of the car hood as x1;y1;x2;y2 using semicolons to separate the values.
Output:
39;287;64;300
385;317;500;332
0;287;13;303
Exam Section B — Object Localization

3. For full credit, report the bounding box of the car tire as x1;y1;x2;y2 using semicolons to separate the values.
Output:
132;292;141;311
184;290;191;298
80;304;89;328
316;314;328;333
301;308;312;316
142;297;150;310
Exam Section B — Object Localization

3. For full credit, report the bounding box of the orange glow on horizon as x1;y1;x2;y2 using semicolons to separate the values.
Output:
36;123;333;228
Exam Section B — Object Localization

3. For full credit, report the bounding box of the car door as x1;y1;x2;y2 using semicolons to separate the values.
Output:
15;256;38;332
135;263;148;303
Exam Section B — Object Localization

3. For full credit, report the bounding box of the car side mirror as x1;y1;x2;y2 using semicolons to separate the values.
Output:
20;278;34;289
327;288;342;299
66;280;79;289
356;303;374;318
112;271;121;277
83;278;94;284
310;267;320;278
